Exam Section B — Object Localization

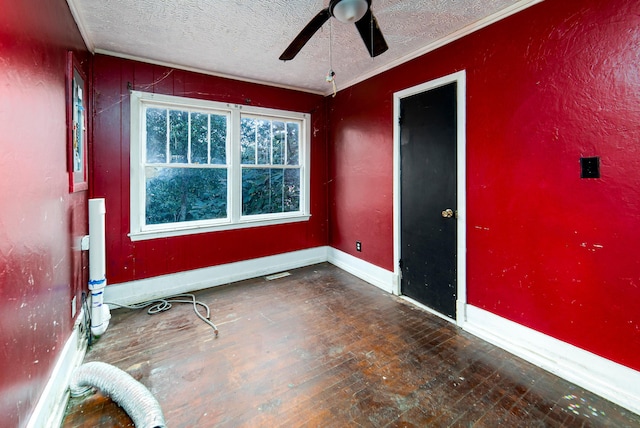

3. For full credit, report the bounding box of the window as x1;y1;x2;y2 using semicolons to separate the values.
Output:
130;91;310;240
240;115;301;216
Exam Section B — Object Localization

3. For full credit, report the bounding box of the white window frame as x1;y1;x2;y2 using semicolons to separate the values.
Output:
130;91;311;241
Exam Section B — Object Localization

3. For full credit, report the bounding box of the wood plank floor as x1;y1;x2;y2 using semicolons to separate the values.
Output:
62;263;640;427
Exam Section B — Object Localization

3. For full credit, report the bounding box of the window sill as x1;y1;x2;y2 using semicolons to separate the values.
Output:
129;214;311;242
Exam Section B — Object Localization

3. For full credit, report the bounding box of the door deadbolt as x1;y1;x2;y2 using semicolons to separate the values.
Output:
441;208;454;218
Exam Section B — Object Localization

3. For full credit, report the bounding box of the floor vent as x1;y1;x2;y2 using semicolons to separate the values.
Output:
265;272;291;281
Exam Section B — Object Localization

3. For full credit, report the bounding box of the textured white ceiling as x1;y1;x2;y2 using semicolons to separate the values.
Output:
67;0;540;95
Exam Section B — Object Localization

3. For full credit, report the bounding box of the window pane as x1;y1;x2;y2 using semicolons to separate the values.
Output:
242;168;300;215
272;121;285;165
145;167;227;225
257;119;270;165
169;110;188;163
241;117;256;164
286;122;299;165
190;112;208;164
284;169;301;212
146;108;167;163
210;114;227;165
242;168;276;215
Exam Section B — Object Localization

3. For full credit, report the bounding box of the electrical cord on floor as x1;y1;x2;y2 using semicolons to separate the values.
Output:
81;291;93;346
106;294;219;337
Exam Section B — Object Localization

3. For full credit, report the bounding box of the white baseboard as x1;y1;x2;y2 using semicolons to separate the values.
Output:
98;246;640;417
104;246;329;306
27;313;87;428
327;248;397;294
105;246;398;306
463;305;640;416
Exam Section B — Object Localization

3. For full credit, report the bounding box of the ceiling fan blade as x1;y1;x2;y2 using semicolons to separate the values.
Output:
279;8;331;61
354;8;388;57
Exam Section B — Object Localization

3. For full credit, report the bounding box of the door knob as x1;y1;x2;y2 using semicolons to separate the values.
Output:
441;208;454;218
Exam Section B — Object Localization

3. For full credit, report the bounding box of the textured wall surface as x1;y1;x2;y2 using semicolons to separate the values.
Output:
328;0;640;371
92;55;329;284
0;0;89;425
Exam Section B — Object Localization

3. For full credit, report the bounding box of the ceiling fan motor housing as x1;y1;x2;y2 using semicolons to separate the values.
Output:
330;0;371;23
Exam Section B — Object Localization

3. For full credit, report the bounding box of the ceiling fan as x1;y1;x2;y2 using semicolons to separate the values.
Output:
279;0;388;61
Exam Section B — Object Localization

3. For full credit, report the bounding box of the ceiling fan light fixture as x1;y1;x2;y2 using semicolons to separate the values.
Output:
279;0;386;61
331;0;369;23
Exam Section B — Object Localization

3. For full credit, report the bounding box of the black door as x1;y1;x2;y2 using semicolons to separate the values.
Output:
400;82;457;319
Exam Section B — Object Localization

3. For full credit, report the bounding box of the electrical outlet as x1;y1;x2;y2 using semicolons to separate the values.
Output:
356;241;362;252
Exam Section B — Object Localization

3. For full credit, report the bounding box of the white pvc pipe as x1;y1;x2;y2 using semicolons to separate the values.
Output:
88;198;111;336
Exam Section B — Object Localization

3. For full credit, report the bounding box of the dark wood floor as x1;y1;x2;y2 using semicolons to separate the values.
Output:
63;263;639;427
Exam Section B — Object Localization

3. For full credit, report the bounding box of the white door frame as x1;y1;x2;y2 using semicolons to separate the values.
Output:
392;70;467;326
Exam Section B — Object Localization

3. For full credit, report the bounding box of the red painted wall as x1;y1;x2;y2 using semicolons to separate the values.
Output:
328;0;640;371
0;0;89;425
92;55;328;284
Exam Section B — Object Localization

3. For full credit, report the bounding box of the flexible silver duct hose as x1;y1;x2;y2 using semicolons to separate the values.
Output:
70;361;166;428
